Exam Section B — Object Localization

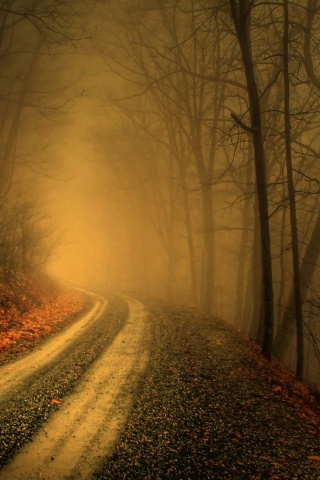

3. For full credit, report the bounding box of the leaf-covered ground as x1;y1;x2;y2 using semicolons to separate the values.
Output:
0;275;90;365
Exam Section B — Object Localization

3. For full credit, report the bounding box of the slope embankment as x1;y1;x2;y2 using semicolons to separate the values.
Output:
94;301;320;480
0;276;91;364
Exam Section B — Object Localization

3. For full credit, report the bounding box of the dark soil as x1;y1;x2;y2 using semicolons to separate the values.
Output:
94;301;320;480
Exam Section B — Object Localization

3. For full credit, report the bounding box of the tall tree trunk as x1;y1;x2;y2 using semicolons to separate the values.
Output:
201;183;215;313
230;0;274;359
236;151;253;327
180;173;198;305
276;206;288;325
283;0;304;379
247;198;264;340
274;209;320;356
165;205;176;302
0;41;42;198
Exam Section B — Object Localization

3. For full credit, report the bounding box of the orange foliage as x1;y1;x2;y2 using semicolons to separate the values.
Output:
0;276;89;357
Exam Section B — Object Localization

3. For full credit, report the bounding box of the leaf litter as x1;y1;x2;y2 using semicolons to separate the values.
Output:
0;275;90;363
94;302;320;480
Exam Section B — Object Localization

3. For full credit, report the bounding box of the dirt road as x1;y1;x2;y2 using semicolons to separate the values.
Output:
0;292;150;480
0;293;108;400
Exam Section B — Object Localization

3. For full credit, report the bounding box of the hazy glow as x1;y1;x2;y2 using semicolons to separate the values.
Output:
3;0;320;389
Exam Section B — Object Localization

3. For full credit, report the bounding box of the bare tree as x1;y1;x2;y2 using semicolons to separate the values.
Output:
0;195;58;280
229;0;274;359
94;0;236;312
282;0;304;378
0;0;88;198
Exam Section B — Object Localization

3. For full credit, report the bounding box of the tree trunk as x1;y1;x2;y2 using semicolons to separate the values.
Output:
274;208;320;356
201;183;215;313
180;173;198;305
230;0;274;359
0;41;42;198
283;0;304;379
247;198;264;340
235;152;254;328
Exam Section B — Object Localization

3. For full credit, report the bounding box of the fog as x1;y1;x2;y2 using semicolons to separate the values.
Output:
1;1;320;388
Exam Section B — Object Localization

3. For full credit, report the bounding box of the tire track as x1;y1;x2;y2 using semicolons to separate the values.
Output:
0;292;107;401
0;295;150;480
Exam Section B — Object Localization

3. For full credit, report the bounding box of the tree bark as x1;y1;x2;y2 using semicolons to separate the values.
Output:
274;209;320;356
282;0;304;379
201;183;215;313
230;0;274;359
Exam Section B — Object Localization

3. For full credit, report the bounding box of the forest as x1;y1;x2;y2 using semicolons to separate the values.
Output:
1;0;320;389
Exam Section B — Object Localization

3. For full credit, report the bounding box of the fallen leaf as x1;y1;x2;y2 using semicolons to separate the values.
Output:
307;455;320;462
272;386;282;393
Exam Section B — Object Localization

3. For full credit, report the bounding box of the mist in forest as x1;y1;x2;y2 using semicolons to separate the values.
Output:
1;1;320;388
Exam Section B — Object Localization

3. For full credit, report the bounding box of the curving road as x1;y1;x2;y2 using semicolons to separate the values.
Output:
0;292;108;400
0;291;151;480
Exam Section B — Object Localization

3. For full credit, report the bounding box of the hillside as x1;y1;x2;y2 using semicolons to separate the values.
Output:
0;275;90;365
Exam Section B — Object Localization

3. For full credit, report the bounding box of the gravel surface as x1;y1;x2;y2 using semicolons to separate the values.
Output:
0;294;128;470
1;295;320;479
94;301;320;480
